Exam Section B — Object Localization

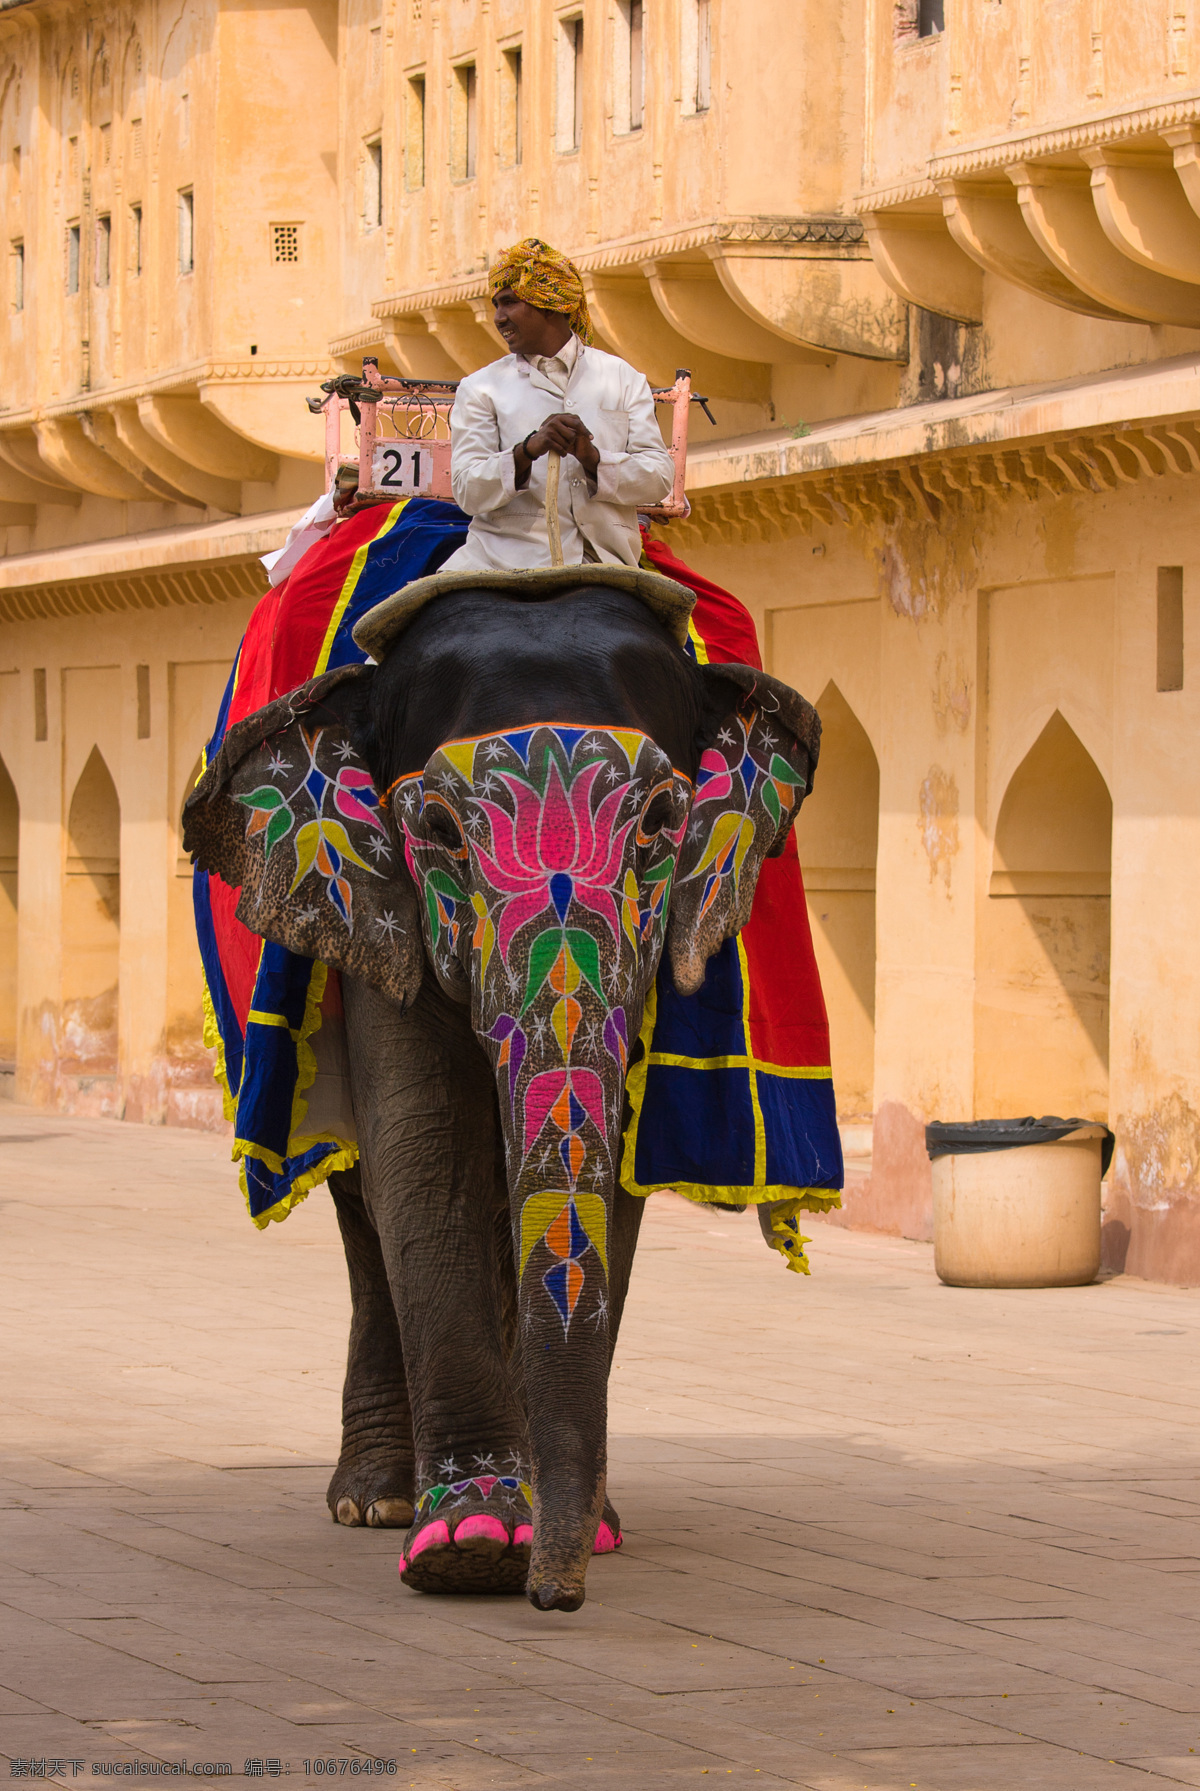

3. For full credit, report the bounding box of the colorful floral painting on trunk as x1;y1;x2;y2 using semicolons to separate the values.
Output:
396;725;690;1334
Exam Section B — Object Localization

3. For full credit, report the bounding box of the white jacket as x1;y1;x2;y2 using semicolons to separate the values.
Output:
441;340;675;571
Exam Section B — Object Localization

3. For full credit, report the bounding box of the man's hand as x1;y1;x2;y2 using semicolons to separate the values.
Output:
514;411;600;487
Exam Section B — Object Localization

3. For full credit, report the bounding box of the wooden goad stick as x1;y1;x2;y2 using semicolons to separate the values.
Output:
544;449;564;567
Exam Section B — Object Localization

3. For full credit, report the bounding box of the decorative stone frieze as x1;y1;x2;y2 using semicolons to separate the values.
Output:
0;557;265;623
673;418;1200;547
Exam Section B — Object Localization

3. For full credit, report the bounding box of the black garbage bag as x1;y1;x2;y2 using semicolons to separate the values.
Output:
925;1116;1114;1178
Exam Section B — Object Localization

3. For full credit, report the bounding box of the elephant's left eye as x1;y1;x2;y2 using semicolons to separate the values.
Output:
422;797;466;855
637;783;677;846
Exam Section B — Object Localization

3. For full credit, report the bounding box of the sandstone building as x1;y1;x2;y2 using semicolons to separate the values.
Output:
1;0;1198;1281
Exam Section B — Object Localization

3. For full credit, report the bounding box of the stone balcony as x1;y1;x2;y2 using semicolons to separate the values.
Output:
861;96;1200;332
333;216;906;385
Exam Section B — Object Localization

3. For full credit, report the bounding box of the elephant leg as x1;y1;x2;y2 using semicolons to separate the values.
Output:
607;1181;646;1365
342;974;531;1595
325;1165;416;1529
592;1182;646;1555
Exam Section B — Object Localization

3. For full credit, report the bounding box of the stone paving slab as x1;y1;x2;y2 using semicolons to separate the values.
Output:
3;1099;1200;1787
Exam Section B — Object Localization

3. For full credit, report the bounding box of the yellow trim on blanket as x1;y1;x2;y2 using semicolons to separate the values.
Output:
247;1008;294;1031
618;962;842;1277
236;959;361;1229
737;935;767;1186
199;915;358;1229
314;499;410;674
201;976;239;1126
646;1178;841;1215
647;1052;832;1078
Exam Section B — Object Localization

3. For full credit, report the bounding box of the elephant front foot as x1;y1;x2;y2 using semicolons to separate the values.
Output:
399;1473;534;1596
327;1455;415;1529
594;1494;623;1555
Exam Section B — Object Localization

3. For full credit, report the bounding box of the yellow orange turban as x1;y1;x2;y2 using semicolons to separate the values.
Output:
488;238;594;345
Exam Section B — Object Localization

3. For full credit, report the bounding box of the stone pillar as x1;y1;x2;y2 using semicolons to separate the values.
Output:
1107;550;1200;1283
869;519;981;1239
14;650;66;1109
119;658;171;1124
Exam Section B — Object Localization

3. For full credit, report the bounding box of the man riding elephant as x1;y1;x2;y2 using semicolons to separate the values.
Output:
442;236;674;571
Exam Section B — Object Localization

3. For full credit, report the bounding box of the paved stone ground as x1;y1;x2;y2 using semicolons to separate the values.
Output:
3;1101;1200;1789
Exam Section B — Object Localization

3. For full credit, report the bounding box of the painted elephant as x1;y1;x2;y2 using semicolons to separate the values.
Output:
184;567;820;1612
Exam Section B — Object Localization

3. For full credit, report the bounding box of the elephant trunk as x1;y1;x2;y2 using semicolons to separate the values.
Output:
518;1263;611;1611
490;1019;633;1611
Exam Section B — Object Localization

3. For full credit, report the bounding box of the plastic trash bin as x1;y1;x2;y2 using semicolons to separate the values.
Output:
925;1117;1115;1289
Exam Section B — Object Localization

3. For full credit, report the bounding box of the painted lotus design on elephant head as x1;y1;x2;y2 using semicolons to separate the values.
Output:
395;725;690;1334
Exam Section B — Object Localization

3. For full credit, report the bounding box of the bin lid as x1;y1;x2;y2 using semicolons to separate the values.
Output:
925;1116;1114;1177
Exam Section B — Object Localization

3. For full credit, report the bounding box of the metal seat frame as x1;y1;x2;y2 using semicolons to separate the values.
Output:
310;357;712;524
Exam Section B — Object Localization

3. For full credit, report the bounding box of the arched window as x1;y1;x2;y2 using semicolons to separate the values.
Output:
0;754;17;1068
62;746;120;1074
794;681;880;1119
977;712;1111;1119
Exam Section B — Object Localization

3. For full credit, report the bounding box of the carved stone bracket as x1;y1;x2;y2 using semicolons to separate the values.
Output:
368;216;906;370
2;362;306;500
0;432;81;505
860;205;984;325
35;416;157;502
140;395;279;484
584;271;772;399
860;96;1200;327
329;320;460;379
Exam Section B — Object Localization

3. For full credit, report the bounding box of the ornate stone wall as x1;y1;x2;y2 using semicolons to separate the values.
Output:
2;0;1200;1280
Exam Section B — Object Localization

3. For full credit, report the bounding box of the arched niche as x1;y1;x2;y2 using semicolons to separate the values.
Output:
992;710;1112;896
62;746;120;1074
794;681;880;1119
976;712;1111;1121
0;754;18;1065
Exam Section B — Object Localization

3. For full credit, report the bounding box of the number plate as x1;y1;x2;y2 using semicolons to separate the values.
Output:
371;442;436;495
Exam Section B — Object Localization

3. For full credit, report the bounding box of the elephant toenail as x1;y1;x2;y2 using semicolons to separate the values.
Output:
513;1523;533;1547
335;1497;362;1526
454;1514;508;1545
407;1520;449;1561
366;1498;414;1528
593;1521;620;1554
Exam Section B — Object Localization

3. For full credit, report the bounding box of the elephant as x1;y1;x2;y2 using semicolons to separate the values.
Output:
184;565;820;1613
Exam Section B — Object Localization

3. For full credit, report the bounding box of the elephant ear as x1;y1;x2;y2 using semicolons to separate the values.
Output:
667;663;821;997
182;664;424;1009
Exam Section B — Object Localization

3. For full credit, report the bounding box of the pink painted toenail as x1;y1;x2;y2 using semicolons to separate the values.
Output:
407;1520;449;1561
454;1514;508;1545
593;1521;620;1554
397;1556;407;1574
513;1523;533;1546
